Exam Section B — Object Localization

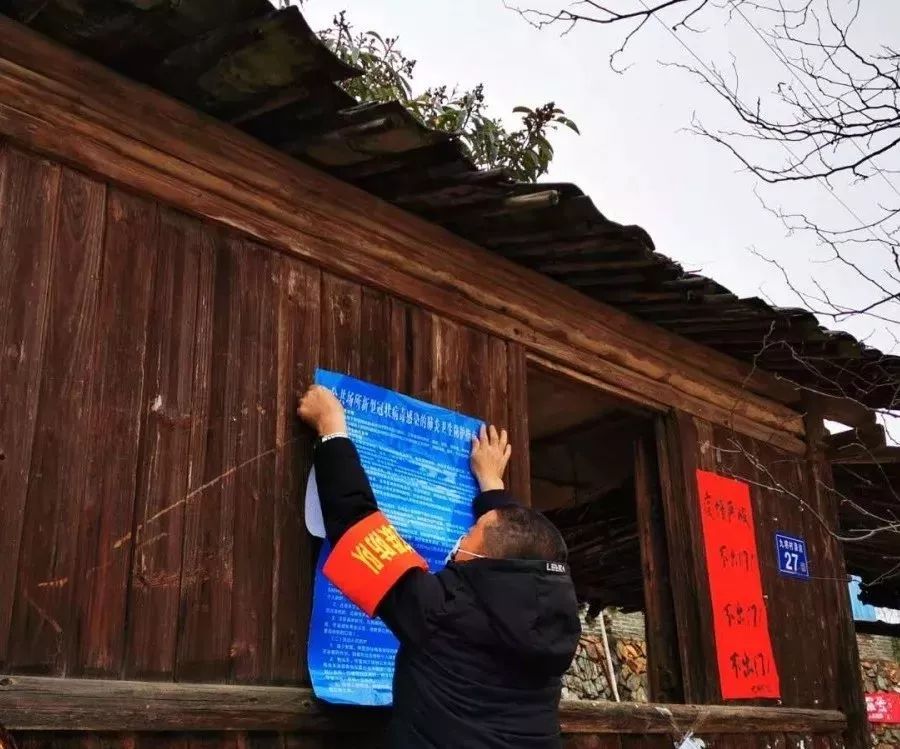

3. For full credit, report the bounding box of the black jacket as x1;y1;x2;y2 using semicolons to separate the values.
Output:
315;438;581;749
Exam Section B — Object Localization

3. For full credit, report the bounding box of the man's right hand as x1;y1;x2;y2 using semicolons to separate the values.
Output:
471;425;512;492
297;385;348;437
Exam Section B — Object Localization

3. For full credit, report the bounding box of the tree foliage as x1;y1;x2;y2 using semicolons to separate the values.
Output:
317;10;579;182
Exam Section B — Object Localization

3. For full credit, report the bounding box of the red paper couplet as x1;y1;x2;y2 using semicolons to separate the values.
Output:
696;469;781;699
867;692;900;724
324;510;428;617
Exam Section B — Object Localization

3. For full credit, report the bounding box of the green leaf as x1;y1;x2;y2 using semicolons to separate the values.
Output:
319;9;577;182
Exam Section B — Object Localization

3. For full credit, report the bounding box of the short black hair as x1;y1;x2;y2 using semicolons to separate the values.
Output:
482;506;568;563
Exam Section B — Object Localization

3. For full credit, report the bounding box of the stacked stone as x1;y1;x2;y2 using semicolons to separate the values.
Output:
862;659;900;692
861;659;900;749
562;635;615;701
615;638;648;703
562;620;649;702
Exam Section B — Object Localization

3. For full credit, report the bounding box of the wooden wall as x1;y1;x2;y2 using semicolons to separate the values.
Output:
0;142;856;747
0;143;528;686
661;413;866;746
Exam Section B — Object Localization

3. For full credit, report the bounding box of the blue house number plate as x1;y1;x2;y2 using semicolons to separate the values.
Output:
775;533;810;579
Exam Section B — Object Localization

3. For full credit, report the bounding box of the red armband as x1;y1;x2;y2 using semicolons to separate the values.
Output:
323;511;428;617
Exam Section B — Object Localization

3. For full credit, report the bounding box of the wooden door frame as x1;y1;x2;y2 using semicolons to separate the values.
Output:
523;353;684;703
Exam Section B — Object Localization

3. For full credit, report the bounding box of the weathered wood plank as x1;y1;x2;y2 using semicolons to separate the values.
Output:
798;445;840;705
564;737;622;749
388;297;409;393
487;336;509;434
187;733;235;749
69;188;159;677
360;287;398;390
161;223;216;681
408;308;436;404
271;258;320;684
0;675;846;734
460;326;490;417
430;319;497;421
431;317;464;413
176;235;240;682
803;401;868;749
124;209;207;679
285;731;382;749
506;343;531;505
0;147;60;669
619;736;666;749
6;167;104;675
562;702;845;736
230;241;277;683
654;413;719;703
137;733;189;749
0;19;808;450
320;274;361;376
633;433;683;703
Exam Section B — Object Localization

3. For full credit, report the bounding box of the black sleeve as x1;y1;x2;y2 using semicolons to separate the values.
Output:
314;437;446;645
376;568;447;647
313;437;379;545
376;488;523;644
473;488;521;519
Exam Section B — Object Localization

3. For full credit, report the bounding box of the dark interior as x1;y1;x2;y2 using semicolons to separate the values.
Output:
527;365;656;616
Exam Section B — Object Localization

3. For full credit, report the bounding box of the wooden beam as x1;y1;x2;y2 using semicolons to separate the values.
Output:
827;422;886;455
0;675;381;733
561;701;845;735
817;395;877;430
0;17;806;450
525;354;805;454
0;675;846;735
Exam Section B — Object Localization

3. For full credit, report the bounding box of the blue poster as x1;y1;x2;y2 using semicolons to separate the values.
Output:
307;369;483;705
774;532;810;579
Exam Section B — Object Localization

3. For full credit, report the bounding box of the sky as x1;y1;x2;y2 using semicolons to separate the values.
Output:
300;0;900;430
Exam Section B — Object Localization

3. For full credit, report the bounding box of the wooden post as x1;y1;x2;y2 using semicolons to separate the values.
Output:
633;432;684;703
802;397;868;749
653;412;719;704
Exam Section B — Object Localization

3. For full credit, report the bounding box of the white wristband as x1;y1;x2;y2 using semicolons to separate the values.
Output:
319;432;349;444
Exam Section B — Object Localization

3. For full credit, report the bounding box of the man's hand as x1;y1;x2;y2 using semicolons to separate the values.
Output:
471;425;512;492
297;385;347;437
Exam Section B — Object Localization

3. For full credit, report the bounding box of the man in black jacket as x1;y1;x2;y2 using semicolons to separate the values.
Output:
298;385;581;749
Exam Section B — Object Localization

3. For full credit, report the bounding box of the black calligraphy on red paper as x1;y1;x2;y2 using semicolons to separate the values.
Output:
697;470;781;699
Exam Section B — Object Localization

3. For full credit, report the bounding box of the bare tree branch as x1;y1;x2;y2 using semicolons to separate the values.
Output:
511;0;900;590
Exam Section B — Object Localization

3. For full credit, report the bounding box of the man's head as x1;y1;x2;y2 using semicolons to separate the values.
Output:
453;506;568;564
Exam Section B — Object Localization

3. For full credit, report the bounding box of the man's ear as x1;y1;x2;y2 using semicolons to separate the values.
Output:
469;512;495;556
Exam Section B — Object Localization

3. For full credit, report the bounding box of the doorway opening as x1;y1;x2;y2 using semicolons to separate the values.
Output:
526;362;681;703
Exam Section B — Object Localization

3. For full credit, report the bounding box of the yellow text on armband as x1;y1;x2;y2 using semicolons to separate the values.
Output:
349;523;415;575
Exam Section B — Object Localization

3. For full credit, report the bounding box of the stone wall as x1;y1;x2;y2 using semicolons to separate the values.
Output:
860;633;900;663
862;659;900;749
562;608;648;702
